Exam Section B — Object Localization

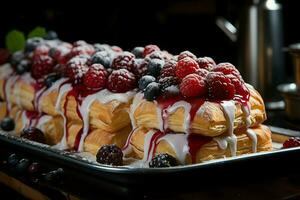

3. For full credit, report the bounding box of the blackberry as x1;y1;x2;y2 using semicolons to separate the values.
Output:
159;76;179;91
0;117;15;131
149;153;178;168
96;144;123;166
21;127;46;143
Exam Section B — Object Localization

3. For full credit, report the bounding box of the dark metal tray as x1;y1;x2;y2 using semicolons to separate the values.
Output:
1;128;300;199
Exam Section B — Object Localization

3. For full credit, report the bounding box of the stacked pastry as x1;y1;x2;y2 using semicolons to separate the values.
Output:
0;37;272;167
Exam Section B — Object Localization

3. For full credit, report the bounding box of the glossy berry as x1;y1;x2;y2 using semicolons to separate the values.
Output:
44;31;58;40
107;69;136;93
162;85;180;99
7;154;19;167
138;75;156;90
144;82;160;101
83;64;108;89
149;153;178;168
175;57;200;80
66;56;89;84
213;62;240;78
206;72;235;100
148;58;164;77
159;60;177;79
178;51;197;61
21;127;46;143
16;60;31;75
159;76;179;91
180;74;207;97
143;44;160;57
96;144;123;166
16;158;31;174
44;73;61;88
131;47;144;58
91;51;111;68
0;117;15;131
43;168;64;183
282;137;300;149
10;51;25;66
111;51;135;71
25;37;44;53
31;55;54;79
131;58;148;79
28;162;41;175
196;57;216;71
226;74;249;99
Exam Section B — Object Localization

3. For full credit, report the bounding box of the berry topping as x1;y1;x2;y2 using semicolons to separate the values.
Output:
283;137;300;149
162;85;180;99
111;45;123;53
147;58;164;77
25;37;44;53
195;68;209;78
73;40;88;47
107;69;136;93
7;154;19;167
96;144;123;166
178;51;197;61
16;158;31;175
196;57;216;71
144;82;160;101
131;47;144;58
44;73;61;88
28;162;41;175
0;49;10;65
70;45;95;57
213;62;240;77
49;45;71;65
112;51;135;71
143;44;160;57
33;45;50;58
15;60;31;75
145;51;164;61
159;60;177;79
175;57;200;80
131;58;148;79
159;76;179;91
44;31;58;40
83;64;108;89
31;55;54;79
0;117;15;131
226;74;249;99
66;56;89;83
180;74;207;97
11;51;25;66
93;43;110;52
21;127;46;143
206;72;235;100
149;153;178;168
91;51;111;68
138;75;156;91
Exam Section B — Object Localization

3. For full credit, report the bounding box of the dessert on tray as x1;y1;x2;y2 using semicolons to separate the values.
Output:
0;36;272;167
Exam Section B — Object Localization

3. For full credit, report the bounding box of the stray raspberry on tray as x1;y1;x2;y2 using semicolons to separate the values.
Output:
282;137;300;149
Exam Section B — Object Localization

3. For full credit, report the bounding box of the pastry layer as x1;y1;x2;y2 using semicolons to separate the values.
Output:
130;125;272;164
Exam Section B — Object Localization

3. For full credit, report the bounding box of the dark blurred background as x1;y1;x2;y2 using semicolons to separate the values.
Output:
0;0;299;74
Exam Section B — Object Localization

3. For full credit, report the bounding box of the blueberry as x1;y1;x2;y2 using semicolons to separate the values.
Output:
15;60;31;75
16;158;31;174
91;51;111;68
96;144;123;166
44;31;58;40
0;117;15;131
148;58;164;77
138;75;156;91
10;51;25;66
25;37;44;53
44;73;61;88
93;43;110;52
144;82;160;101
21;127;45;143
131;47;144;58
7;154;19;167
149;153;178;168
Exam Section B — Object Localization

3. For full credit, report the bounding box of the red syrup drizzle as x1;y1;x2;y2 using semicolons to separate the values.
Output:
187;134;211;164
64;84;100;151
122;127;138;152
146;130;165;161
25;110;40;127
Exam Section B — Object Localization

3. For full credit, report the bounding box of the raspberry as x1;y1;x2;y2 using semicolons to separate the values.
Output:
175;57;200;80
226;74;249;99
180;74;207;98
206;72;235;100
283;137;300;149
31;55;54;79
33;45;50;58
111;45;123;53
195;68;209;78
159;60;177;79
66;56;89;83
83;64;108;89
69;45;95;57
96;144;123;166
107;69;136;93
213;62;240;77
143;44;160;57
49;45;71;64
178;51;197;61
131;58;148;79
196;57;216;71
149;153;178;168
111;51;135;71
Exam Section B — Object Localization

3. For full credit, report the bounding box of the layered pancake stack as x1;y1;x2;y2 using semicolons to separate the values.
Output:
0;37;272;167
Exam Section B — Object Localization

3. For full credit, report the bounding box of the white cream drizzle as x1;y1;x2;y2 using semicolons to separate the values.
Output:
213;134;237;156
129;92;144;129
246;129;258;153
143;130;156;163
